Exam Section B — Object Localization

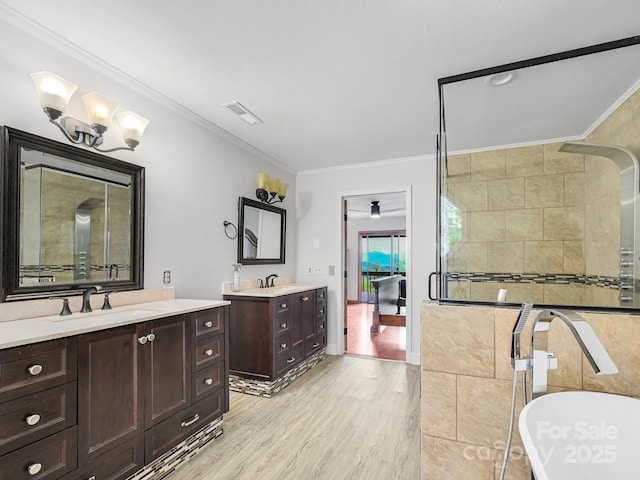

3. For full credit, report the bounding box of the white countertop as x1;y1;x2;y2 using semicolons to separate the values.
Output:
0;298;229;350
222;284;327;298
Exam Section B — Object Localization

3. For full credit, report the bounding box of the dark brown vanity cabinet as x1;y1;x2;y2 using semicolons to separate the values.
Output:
226;287;327;381
0;305;229;480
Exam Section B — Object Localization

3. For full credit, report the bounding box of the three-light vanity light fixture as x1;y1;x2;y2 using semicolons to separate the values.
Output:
31;71;149;153
255;173;289;204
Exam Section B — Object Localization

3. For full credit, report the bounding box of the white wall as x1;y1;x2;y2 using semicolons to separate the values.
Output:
345;215;406;301
0;17;297;300
296;157;438;365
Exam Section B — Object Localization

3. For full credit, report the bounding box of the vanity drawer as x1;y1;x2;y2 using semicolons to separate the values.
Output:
0;383;77;457
192;362;223;403
275;333;292;356
317;317;327;333
0;339;77;403
305;334;326;358
274;314;291;335
316;302;327;318
192;335;223;372
62;435;143;480
316;288;327;304
273;297;291;316
276;344;303;376
0;426;77;480
191;308;225;341
144;389;223;463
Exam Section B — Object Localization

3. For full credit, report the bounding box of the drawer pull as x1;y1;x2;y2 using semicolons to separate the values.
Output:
205;349;213;356
320;307;325;314
181;413;200;427
88;476;96;480
204;378;213;386
280;322;287;329
138;336;148;345
280;303;287;309
312;342;320;348
147;333;156;342
302;296;309;302
26;414;41;426
27;463;42;475
287;357;296;364
280;343;287;349
204;321;213;328
27;364;43;376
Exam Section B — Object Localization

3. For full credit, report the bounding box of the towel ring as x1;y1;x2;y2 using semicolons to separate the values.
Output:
223;220;238;239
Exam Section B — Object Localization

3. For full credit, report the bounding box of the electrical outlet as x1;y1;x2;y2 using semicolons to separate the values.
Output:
163;270;171;284
312;265;325;275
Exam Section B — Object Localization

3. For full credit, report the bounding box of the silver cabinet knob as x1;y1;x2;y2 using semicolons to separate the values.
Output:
204;378;213;386
204;321;213;328
138;336;148;345
280;303;287;309
147;333;156;342
280;322;287;329
26;414;41;426
27;364;43;376
280;343;287;349
302;296;309;302
27;463;42;475
205;349;213;356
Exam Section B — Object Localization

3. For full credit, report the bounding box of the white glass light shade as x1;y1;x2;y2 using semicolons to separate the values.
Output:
82;92;119;129
31;71;77;114
116;111;149;143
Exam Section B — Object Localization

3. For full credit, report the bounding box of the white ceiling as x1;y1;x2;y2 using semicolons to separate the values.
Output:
2;1;640;172
346;192;407;219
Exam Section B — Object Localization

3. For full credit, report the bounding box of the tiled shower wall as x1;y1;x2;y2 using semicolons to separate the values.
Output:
445;87;640;306
421;302;640;479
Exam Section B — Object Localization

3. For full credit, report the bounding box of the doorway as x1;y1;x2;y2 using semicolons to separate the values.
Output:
342;191;408;361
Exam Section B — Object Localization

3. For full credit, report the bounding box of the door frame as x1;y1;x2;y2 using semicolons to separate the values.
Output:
336;186;412;361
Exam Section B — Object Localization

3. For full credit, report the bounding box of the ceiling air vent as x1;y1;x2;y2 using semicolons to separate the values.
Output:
222;101;263;125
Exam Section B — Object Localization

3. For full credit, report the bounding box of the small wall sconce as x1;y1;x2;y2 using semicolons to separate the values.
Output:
255;172;288;204
31;71;149;153
370;201;381;218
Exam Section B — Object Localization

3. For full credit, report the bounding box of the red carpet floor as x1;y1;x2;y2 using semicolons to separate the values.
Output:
345;303;406;361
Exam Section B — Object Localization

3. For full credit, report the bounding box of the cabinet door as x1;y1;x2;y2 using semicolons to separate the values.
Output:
297;291;317;342
77;325;145;465
145;315;191;429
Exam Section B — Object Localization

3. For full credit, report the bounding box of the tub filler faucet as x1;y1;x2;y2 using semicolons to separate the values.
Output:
530;309;618;398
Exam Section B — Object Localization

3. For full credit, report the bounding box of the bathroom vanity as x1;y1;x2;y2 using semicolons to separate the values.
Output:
0;296;229;480
223;284;327;396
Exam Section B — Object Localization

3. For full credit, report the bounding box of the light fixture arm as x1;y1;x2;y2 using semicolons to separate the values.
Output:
256;188;284;204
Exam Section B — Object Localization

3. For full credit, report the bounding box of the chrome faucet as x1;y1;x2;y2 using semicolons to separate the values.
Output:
264;274;278;288
80;285;103;313
530;309;618;398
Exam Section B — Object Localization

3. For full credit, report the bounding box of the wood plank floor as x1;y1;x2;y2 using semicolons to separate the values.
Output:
172;355;421;480
346;303;406;361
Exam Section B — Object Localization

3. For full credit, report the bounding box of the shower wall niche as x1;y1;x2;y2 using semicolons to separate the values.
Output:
20;166;131;285
441;86;640;308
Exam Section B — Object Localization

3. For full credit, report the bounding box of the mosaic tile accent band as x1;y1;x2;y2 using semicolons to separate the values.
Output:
127;418;224;480
230;348;326;397
447;272;621;289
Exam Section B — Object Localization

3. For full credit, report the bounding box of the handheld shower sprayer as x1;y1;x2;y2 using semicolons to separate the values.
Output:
511;302;533;369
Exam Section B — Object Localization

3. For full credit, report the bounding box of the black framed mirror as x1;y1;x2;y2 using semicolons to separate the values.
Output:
237;197;286;265
1;127;144;301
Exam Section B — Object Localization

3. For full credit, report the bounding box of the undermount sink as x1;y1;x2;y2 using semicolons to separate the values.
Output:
519;391;640;479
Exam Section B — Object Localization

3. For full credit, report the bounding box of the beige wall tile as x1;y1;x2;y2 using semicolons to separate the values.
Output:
543;283;586;306
544;142;585;173
544;317;584;390
506;145;544;178
524;241;563;274
487;242;523;273
563;241;585;274
422;436;494;480
470;282;506;302
457;376;525;449
471;150;506;181
422;371;456;440
422;304;495;377
469;211;505;242
543;206;585;241
453;181;488;212
448;242;487;272
524;174;564;208
506;209;543;241
447;280;470;300
585;241;619;278
494;448;532;480
447;154;471;184
563;172;585;207
488;177;524;210
500;283;545;305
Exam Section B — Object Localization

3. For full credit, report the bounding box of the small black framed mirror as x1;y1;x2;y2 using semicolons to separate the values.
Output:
237;197;286;265
1;127;145;301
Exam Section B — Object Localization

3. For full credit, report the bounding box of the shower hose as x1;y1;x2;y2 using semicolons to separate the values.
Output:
499;368;528;480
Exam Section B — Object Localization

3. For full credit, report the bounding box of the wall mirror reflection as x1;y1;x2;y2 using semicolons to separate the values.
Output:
237;197;286;265
437;35;640;310
2;127;144;301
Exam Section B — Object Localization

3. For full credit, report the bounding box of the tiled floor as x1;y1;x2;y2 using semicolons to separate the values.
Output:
345;302;406;361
